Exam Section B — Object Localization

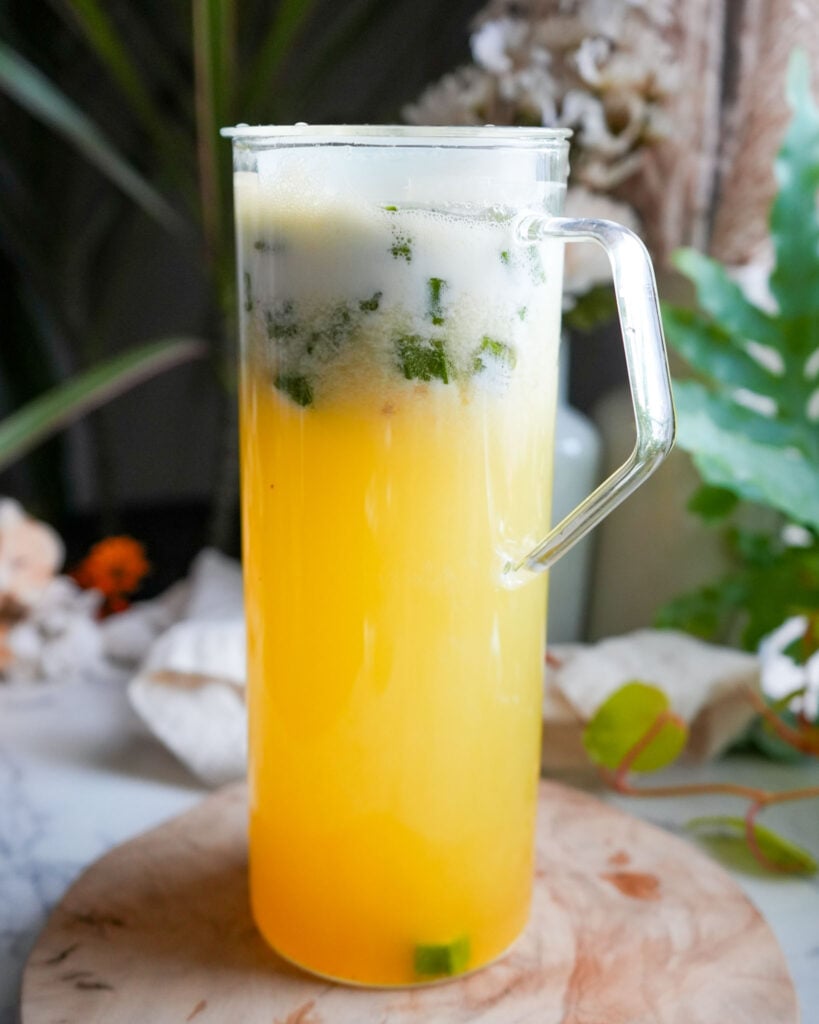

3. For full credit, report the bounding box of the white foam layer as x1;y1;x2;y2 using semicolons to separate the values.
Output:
234;169;564;402
255;145;564;210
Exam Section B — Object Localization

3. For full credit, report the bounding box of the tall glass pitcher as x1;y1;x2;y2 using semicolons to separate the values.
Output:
223;125;675;987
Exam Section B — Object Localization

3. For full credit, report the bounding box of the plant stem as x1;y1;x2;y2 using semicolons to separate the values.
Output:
192;0;222;270
191;0;239;550
745;686;819;755
742;801;777;870
600;684;819;873
756;785;819;807
604;767;819;808
604;772;768;802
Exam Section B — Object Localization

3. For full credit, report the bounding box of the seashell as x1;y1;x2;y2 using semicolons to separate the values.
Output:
128;618;247;787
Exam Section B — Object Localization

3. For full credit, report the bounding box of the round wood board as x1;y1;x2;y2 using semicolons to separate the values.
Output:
21;780;798;1024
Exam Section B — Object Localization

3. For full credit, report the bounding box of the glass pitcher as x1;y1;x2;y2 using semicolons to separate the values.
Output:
223;125;674;987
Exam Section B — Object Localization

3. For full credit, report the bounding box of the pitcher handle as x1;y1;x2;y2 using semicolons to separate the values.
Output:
513;215;675;575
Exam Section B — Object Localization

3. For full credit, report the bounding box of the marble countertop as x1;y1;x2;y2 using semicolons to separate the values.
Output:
2;674;818;1024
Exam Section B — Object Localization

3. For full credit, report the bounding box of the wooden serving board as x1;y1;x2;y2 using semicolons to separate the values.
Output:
22;781;798;1024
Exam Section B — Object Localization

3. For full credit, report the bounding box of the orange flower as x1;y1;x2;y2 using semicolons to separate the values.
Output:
71;536;150;614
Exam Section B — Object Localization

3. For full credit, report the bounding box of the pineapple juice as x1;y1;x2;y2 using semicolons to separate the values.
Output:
235;151;563;985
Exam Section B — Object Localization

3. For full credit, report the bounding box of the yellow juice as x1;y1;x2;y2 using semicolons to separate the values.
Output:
236;162;563;985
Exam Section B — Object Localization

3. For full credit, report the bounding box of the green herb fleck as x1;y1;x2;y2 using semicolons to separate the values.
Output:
305;302;356;359
383;204;398;212
526;245;546;284
517;306;527;321
326;303;353;341
396;334;450;384
390;231;413;262
253;238;285;253
265;301;299;339
414;935;470;977
499;246;544;282
472;336;517;374
243;271;253;313
275;374;313;407
359;291;382;313
427;277;447;325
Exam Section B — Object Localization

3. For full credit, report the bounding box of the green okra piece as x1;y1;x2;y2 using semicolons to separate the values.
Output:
427;277;447;325
414;935;470;977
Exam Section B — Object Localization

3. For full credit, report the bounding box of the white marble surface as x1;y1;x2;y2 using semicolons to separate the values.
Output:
0;676;203;1024
1;674;818;1024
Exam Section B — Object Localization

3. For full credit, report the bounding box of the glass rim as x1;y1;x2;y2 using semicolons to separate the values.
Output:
220;123;572;147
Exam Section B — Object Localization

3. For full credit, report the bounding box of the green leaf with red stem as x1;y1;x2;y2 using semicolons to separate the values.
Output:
687;815;817;875
582;682;688;774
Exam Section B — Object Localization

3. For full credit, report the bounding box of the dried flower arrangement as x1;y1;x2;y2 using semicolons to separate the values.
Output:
404;0;680;307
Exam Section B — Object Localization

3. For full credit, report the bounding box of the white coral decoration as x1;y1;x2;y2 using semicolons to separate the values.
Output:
404;65;494;127
471;17;528;74
759;617;819;722
562;186;639;303
404;0;678;239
